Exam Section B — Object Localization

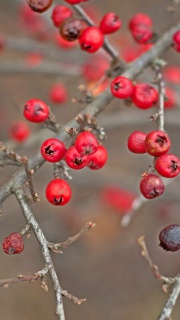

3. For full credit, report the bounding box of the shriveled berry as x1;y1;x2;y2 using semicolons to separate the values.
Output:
159;224;180;252
60;18;84;42
27;0;53;13
46;178;71;206
140;174;164;199
65;146;89;170
129;13;153;44
8;121;30;142
172;31;180;53
132;83;158;109
127;131;146;154
79;27;104;53
155;154;180;178
87;145;108;170
111;76;134;99
49;83;67;104
99;12;122;34
41;138;66;163
24;99;49;123
51;5;72;28
145;130;171;157
3;233;24;255
75;131;99;155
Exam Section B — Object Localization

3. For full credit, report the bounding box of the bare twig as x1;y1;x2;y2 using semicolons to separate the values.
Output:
62;289;86;305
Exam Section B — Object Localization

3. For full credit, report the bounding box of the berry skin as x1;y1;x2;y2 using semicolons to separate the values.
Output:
75;131;99;155
127;131;146;154
87;145;108;170
65;0;82;4
145;130;171;157
129;13;153;44
140;174;165;199
65;146;89;170
8;121;30;142
132;83;158;109
27;0;53;13
49;83;67;104
111;76;134;99
24;99;49;123
46;178;71;206
79;27;104;53
60;18;84;42
172;31;180;53
99;12;122;35
3;233;24;255
41;138;66;163
51;5;72;28
159;224;180;252
155;154;180;178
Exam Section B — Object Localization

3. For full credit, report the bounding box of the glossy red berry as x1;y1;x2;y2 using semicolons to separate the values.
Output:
24;99;49;123
46;178;71;206
79;27;104;53
3;233;24;255
65;146;89;170
65;0;82;4
75;131;99;155
27;0;53;13
127;131;146;154
129;13;153;44
145;130;171;157
87;145;108;170
60;18;84;42
49;83;67;104
41;138;66;163
8;121;30;142
51;5;72;28
155;154;180;178
172;31;180;52
132;83;158;109
140;174;165;199
99;12;122;34
159;224;180;252
111;76;134;99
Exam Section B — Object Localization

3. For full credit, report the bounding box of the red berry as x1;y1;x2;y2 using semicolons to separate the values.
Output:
24;99;49;123
65;0;82;4
60;18;84;42
132;83;158;109
127;131;146;154
164;66;180;84
159;224;180;252
172;31;180;53
65;146;89;170
8;121;30;142
129;13;153;44
111;76;134;99
155;154;180;178
79;27;104;53
99;12;122;35
145;130;171;157
140;174;165;199
46;178;71;206
51;5;72;28
41;138;66;163
75;131;99;155
49;83;67;104
27;0;53;13
87;145;108;170
3;233;24;255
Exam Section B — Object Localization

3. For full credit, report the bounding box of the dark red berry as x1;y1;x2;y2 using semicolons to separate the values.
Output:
24;99;49;123
59;18;84;42
159;224;180;252
65;146;89;170
155;154;180;178
41;138;66;163
8;121;30;142
27;0;53;13
79;27;104;53
3;233;24;255
140;174;165;199
145;130;171;157
127;131;146;154
132;83;158;109
111;76;134;99
172;31;180;53
87;145;108;170
99;12;122;34
129;13;153;44
49;83;67;104
51;5;72;28
75;131;99;155
46;178;71;206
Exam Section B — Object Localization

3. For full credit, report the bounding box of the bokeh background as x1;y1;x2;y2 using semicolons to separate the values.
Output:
0;0;180;319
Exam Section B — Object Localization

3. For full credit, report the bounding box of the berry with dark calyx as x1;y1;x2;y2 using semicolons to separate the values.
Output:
87;145;108;170
132;83;158;109
140;174;164;199
65;146;89;170
155;154;180;178
49;83;67;104
127;131;146;154
60;18;84;42
51;5;72;28
99;12;122;34
172;31;180;53
75;131;99;155
145;130;171;157
79;27;104;53
111;76;134;99
41;138;66;163
8;121;30;142
46;178;71;206
27;0;53;13
3;233;24;255
129;13;153;44
159;224;180;252
24;99;49;123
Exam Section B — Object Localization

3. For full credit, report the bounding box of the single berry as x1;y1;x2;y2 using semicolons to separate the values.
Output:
46;178;71;206
129;13;153;44
127;131;146;154
8;121;30;142
75;131;99;155
41;138;66;163
79;27;104;53
99;12;122;34
60;18;84;42
51;5;72;28
49;83;67;104
87;145;108;170
65;0;82;4
111;76;134;99
24;99;49;123
164;66;180;84
65;146;89;170
155;154;180;178
159;224;180;252
132;83;158;109
27;0;53;13
140;174;165;199
145;130;171;157
3;233;24;255
172;31;180;53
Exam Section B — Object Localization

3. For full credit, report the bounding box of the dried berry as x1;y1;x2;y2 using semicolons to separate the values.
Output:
159;224;180;252
3;233;24;255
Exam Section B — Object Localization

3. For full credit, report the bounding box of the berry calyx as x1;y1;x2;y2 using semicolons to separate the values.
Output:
145;130;171;157
49;83;67;104
111;76;134;99
24;99;49;123
65;146;89;170
75;131;99;155
127;131;146;154
132;83;158;109
99;12;122;35
51;5;72;28
172;31;180;53
79;27;104;53
41;138;66;163
159;224;180;252
27;0;53;13
8;121;30;142
140;174;164;199
129;13;153;44
87;145;108;170
46;178;71;206
155;154;180;178
3;233;24;255
60;18;84;42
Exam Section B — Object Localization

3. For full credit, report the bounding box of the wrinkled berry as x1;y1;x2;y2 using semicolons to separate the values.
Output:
159;225;180;252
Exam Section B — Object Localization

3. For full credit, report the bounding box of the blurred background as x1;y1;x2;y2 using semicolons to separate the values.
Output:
0;0;180;319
